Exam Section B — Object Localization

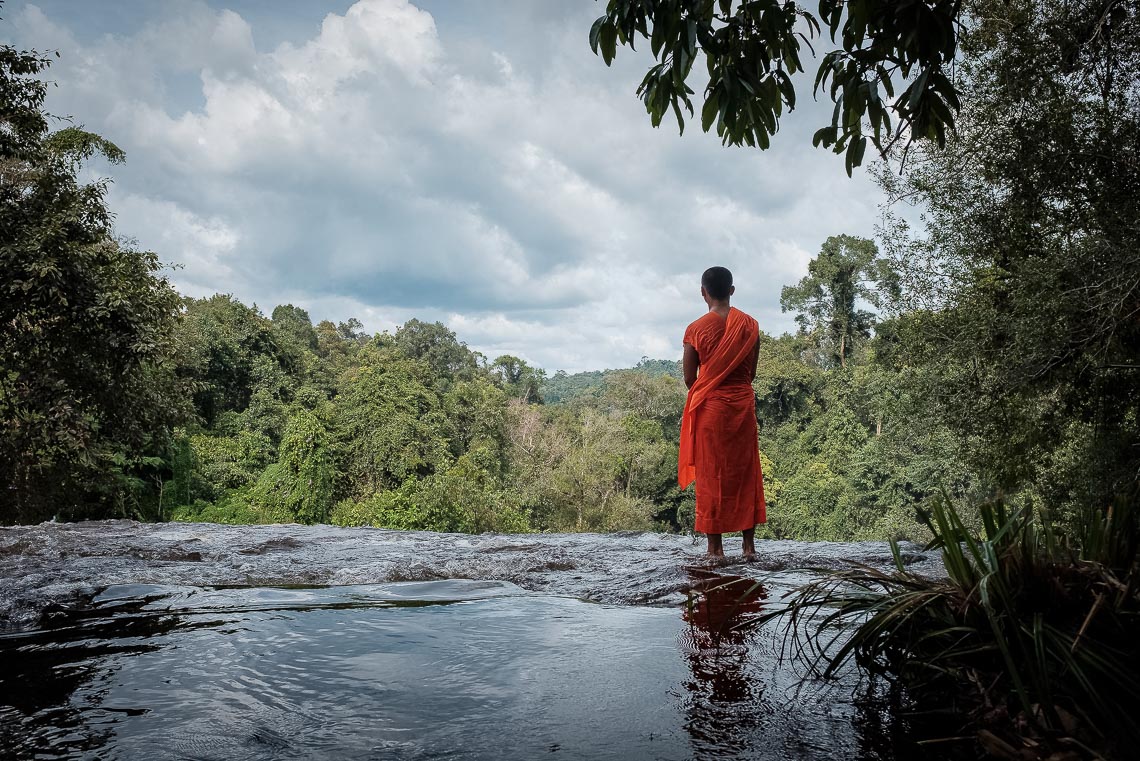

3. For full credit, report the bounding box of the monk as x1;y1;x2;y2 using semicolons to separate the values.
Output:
679;266;766;559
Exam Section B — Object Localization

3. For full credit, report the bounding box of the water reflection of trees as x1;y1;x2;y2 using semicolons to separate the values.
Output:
0;601;185;759
677;570;770;757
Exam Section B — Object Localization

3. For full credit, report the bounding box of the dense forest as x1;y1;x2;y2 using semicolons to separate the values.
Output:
7;255;966;542
0;214;1051;545
143;230;980;543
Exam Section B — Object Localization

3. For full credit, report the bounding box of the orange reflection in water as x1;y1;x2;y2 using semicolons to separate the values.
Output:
681;570;767;646
677;569;770;751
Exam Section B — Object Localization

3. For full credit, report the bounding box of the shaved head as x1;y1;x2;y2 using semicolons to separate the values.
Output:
701;266;733;300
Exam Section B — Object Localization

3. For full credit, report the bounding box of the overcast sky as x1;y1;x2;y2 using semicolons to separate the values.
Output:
4;0;887;372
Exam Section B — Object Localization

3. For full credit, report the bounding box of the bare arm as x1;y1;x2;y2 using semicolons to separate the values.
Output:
748;337;760;382
683;343;699;389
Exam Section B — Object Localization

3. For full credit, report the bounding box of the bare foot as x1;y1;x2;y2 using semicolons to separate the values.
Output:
742;527;757;560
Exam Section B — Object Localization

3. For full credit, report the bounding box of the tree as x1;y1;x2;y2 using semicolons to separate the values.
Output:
271;304;318;352
752;332;822;426
589;0;963;173
490;354;545;403
176;295;289;428
505;402;658;532
243;408;335;523
0;41;186;522
382;319;478;386
444;378;510;463
780;235;897;369
601;369;686;436
334;346;453;497
876;0;1140;508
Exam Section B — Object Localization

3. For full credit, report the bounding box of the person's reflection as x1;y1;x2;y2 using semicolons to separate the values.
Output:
677;569;768;755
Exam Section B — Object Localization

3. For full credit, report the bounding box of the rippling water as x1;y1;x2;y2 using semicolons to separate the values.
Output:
0;522;943;760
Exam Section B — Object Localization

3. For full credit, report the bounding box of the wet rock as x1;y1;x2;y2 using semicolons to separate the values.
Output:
0;520;943;632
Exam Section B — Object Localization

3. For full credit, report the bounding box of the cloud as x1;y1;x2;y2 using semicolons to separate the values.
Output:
111;193;241;295
6;0;887;371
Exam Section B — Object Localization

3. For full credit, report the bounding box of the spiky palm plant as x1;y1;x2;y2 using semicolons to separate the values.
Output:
766;492;1140;757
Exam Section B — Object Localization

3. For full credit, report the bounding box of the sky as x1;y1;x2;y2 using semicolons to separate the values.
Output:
3;0;888;372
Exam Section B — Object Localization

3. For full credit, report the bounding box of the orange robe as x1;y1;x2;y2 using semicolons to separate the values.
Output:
679;308;766;534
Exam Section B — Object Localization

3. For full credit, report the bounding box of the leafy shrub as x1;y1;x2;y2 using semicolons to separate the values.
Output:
168;496;264;524
330;481;423;530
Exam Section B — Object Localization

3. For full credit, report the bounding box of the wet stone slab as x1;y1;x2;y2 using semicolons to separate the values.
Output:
0;521;941;632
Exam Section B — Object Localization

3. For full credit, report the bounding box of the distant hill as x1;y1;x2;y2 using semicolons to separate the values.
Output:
543;357;682;404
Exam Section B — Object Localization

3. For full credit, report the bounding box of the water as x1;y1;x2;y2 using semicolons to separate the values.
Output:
0;522;942;760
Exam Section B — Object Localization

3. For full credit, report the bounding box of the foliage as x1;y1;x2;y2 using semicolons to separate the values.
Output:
334;345;454;496
750;320;967;544
167;301;675;535
770;493;1140;758
176;295;292;429
505;403;661;532
541;368;607;405
541;357;680;405
780;235;898;369
377;319;478;386
43;126;126;166
271;304;319;353
330;481;422;531
244;409;336;524
489;354;545;403
413;451;532;533
589;0;963;173
875;0;1140;516
170;430;273;504
0;40;187;523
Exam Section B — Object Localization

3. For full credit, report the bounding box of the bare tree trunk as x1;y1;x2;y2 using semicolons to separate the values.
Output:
156;476;164;521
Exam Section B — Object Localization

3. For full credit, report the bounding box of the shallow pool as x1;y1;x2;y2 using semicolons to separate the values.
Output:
0;577;916;760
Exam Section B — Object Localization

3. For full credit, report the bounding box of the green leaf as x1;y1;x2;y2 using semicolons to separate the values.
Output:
812;126;836;148
672;99;686;135
589;16;606;53
844;134;867;176
904;68;930;112
776;69;796;109
851;135;866;167
877;65;895;98
651;17;664;58
701;91;720;132
599;22;618;66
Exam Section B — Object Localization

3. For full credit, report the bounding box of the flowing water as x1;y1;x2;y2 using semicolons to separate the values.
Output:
0;521;943;760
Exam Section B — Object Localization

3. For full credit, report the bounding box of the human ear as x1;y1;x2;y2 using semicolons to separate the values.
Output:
729;285;736;296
